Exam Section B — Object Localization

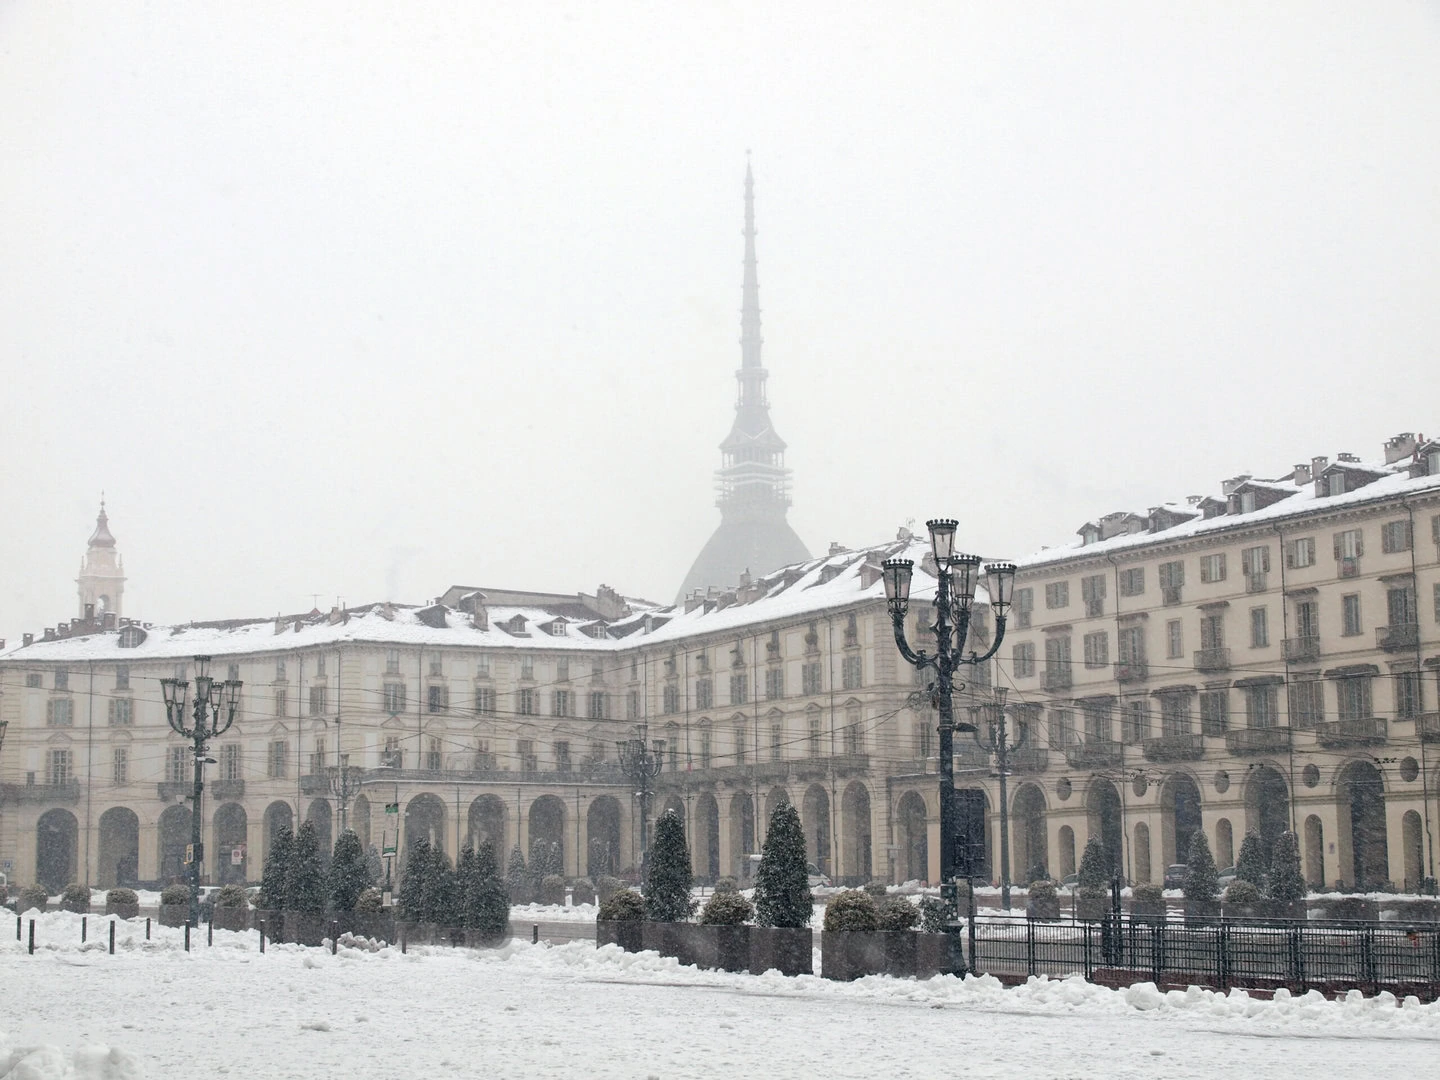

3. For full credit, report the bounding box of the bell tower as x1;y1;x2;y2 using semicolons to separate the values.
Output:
77;497;125;620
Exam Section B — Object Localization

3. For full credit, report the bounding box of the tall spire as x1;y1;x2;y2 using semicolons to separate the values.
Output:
676;159;809;602
78;498;125;618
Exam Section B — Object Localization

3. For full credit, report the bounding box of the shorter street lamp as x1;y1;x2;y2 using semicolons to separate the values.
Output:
618;725;663;883
377;752;402;898
327;759;365;835
161;656;242;928
882;520;1015;912
970;686;1025;910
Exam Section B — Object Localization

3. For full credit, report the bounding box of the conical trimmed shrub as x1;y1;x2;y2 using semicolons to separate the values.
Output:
644;810;694;922
1184;830;1219;903
288;821;326;914
399;837;431;920
469;840;510;940
1268;831;1307;903
258;824;293;910
328;829;370;913
506;844;532;904
754;801;811;928
1235;830;1267;892
1077;836;1110;894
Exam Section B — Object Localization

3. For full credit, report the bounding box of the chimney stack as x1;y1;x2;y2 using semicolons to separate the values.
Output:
1292;463;1311;486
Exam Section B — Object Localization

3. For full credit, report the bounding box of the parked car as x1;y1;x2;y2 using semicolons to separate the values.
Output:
1163;864;1188;890
1058;874;1079;892
1217;865;1238;890
807;863;831;889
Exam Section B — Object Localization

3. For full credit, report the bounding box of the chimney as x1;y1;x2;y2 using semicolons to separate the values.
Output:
1292;463;1311;486
84;603;95;621
1311;455;1328;478
1384;433;1418;464
1186;495;1203;505
102;612;117;630
43;628;55;641
1337;452;1360;464
1221;474;1252;496
828;541;845;556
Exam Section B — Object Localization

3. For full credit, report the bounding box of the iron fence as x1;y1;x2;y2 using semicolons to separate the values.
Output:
966;913;1440;999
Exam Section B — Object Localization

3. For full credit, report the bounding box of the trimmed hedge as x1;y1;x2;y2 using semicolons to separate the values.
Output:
19;885;49;913
61;883;91;913
160;884;191;906
597;889;645;922
105;887;139;907
699;892;753;926
823;890;879;932
876;897;919;931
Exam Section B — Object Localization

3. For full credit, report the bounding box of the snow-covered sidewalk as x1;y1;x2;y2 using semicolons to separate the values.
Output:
4;911;1438;1079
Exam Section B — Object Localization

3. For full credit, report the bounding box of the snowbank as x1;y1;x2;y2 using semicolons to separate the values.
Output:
0;1037;143;1080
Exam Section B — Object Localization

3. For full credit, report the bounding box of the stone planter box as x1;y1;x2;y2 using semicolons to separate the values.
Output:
1026;897;1061;921
158;904;189;928
1312;897;1379;922
822;930;885;981
1222;903;1264;921
284;911;327;946
641;921;707;967
105;903;140;920
1381;899;1440;923
749;925;813;976
1074;895;1110;921
693;924;752;973
339;912;397;943
916;932;964;978
823;930;959;980
1183;900;1220;925
1128;899;1167;921
596;919;644;952
62;897;93;915
210;907;250;932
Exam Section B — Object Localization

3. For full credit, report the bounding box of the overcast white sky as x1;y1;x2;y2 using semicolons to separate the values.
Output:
2;2;1438;639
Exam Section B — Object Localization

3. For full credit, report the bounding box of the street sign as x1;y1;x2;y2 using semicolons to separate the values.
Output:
385;802;399;814
231;845;245;866
1;859;12;873
185;844;194;865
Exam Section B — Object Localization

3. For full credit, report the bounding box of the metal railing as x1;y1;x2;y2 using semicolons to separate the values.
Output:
1;780;82;804
1283;636;1321;663
966;913;1440;1000
1419;713;1440;744
1193;647;1231;672
1142;733;1205;762
1042;668;1072;691
1225;727;1291;755
1377;624;1420;652
1315;717;1388;748
1114;660;1148;683
1064;739;1123;769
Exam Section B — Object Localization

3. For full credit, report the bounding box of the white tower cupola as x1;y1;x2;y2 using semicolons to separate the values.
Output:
77;497;125;620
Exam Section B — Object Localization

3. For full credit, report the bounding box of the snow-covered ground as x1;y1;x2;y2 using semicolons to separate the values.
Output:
4;911;1438;1079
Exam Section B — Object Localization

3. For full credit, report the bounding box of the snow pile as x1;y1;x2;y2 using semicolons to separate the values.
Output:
0;1037;143;1080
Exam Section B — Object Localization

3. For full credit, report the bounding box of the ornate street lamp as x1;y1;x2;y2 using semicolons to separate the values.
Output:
617;724;663;883
883;520;1016;912
327;758;366;835
160;655;242;928
971;686;1025;910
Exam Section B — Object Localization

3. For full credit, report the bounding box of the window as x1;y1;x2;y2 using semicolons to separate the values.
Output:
1082;700;1111;740
1294;599;1320;639
844;613;860;647
425;737;443;772
382;737;402;770
520;656;535;680
1199;553;1226;583
46;699;73;726
274;689;288;717
1158;560;1185;604
310;685;328;715
1110;567;1142;597
1200;690;1229;736
49;748;72;786
1081;575;1106;617
115;665;130;690
385;649;401;675
841;654;863;690
551;689;570;717
113;746;129;785
845;716;863;756
1288;678;1323;728
1334;529;1363;576
1014;588;1034;629
518;687;537;716
275;660;287;682
556;658;569;682
626;690;639;721
1381;520;1413;554
310;737;327;775
1341;594;1362;636
1241;546;1270;591
1159;693;1191;737
730;673;749;705
1245;685;1278;728
53;669;69;691
1122;699;1149;743
384;682;406;713
25;673;41;688
429;657;444;677
915;719;933;759
587;690;607;720
221;743;241;781
476;655;491;678
1044;581;1069;609
696;678;713;709
475;686;496;715
1083;632;1108;669
808;712;822;756
1435;582;1440;624
1287;537;1316;569
1200;613;1225;650
1012;642;1035;678
1396;670;1423;720
662;684;679;714
734;726;747;765
1387;585;1417;627
765;667;784;700
554;740;571;773
699;728;712;768
1249;607;1269;648
1336;674;1373;721
315;655;326;678
1048;707;1075;748
108;698;133;726
1118;626;1145;665
802;662;822;696
1044;636;1072;686
1166;619;1183;659
268;740;288;778
770;722;783;761
167;745;190;782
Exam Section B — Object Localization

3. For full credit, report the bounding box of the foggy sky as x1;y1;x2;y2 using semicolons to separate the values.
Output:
3;2;1439;641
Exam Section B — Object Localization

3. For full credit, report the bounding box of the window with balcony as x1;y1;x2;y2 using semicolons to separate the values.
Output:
167;745;189;783
1045;581;1070;610
1119;567;1145;597
1199;553;1226;584
808;712;822;756
1158;560;1185;605
734;725;748;765
1014;587;1033;628
1083;631;1108;669
1250;607;1269;648
699;728;712;768
1082;700;1112;740
268;740;288;778
1012;642;1035;678
1386;585;1418;629
1241;546;1270;592
1245;685;1278;728
1381;519;1413;554
770;722;784;761
1160;693;1192;736
1336;674;1373;722
1118;625;1145;667
1287;537;1316;569
696;678;713;709
554;740;571;774
765;667;785;700
1395;669;1422;720
1166;619;1183;659
1200;614;1225;650
1341;594;1362;637
382;737;402;770
1122;699;1149;742
845;717;864;756
842;654;863;690
1081;575;1106;617
1288;677;1323;728
1200;690;1228;736
107;698;132;726
517;739;537;773
1048;707;1075;749
517;687;537;716
1334;529;1363;577
221;743;241;781
49;748;72;786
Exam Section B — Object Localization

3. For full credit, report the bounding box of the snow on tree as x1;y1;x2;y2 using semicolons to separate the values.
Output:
328;829;371;913
1077;835;1110;894
468;840;510;940
258;823;293;911
399;837;432;920
1184;829;1219;903
287;820;327;914
644;809;695;922
1235;830;1268;892
529;839;561;896
422;846;459;925
754;800;811;928
1267;831;1307;903
506;844;532;904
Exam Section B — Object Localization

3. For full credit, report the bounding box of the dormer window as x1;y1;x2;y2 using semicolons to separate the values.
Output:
1428;449;1440;476
117;625;146;649
1240;491;1256;514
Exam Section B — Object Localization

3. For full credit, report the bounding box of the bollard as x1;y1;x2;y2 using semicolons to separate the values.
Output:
208;921;213;947
146;917;151;940
532;924;539;945
29;919;35;955
109;921;116;955
401;930;407;955
16;915;21;940
184;923;191;952
259;925;266;953
82;916;87;943
332;927;338;956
